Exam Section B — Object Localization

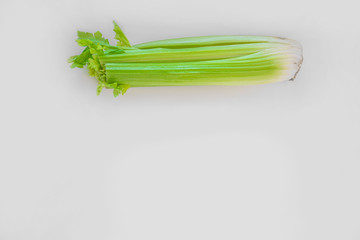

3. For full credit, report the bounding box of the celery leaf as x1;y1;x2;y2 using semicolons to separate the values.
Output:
113;21;131;47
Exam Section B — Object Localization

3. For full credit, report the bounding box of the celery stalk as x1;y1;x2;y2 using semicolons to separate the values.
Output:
68;21;303;97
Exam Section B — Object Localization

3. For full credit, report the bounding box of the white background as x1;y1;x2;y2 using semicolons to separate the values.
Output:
1;0;359;239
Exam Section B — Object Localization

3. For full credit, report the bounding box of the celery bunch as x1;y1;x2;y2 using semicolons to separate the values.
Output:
68;22;303;96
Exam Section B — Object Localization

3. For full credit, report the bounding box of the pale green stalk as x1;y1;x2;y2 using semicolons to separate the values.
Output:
68;21;303;96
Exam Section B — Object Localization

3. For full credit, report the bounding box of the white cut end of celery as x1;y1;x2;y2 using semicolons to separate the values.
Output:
273;39;303;83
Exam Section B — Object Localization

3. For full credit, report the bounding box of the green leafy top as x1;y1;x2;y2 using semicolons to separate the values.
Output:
113;21;131;47
67;47;91;68
68;22;132;96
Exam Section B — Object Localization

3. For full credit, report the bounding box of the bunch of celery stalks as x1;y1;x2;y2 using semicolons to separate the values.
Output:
69;21;303;96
